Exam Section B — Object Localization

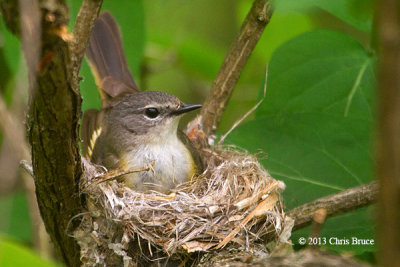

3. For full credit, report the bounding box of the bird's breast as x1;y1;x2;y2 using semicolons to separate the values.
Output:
120;136;196;192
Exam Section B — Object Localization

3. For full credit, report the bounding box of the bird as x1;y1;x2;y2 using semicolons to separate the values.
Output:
81;11;203;193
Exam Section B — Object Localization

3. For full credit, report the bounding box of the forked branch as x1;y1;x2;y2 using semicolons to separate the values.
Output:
193;0;273;143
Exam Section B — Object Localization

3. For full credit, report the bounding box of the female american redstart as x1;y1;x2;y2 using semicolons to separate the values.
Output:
81;12;203;193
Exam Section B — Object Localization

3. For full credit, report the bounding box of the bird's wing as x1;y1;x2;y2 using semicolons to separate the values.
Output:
86;11;139;107
81;109;104;159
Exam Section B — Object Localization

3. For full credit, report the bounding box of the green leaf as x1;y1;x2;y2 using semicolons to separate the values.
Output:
227;30;375;253
274;0;373;33
315;0;373;33
0;238;58;267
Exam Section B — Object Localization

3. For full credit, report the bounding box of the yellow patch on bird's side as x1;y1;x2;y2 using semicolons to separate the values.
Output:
87;127;102;158
188;153;197;181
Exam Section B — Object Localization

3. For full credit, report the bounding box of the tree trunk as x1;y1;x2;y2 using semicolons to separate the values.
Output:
0;0;102;265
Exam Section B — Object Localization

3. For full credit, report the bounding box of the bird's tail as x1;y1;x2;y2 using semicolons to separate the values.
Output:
86;11;139;107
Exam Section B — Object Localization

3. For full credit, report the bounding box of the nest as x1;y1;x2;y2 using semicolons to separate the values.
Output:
74;146;292;266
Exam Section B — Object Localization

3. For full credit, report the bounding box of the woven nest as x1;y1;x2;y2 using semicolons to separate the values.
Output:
74;145;292;266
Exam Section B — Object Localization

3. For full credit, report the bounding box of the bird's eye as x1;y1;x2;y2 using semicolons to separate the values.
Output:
145;107;160;118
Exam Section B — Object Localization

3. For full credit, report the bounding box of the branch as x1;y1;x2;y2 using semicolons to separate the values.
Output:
70;0;102;86
192;0;272;143
376;0;400;265
1;0;102;265
287;182;378;231
28;3;82;265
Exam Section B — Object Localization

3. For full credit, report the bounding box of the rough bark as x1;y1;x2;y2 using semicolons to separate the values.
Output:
30;26;82;267
0;0;102;265
376;0;400;266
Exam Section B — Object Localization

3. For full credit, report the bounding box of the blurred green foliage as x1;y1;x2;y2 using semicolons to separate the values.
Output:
0;0;377;264
0;15;21;104
0;238;58;267
0;192;31;242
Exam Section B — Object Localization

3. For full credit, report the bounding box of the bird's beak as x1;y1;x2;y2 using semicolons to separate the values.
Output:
170;104;202;116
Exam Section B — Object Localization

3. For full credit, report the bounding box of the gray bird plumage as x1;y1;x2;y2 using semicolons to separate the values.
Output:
82;12;202;193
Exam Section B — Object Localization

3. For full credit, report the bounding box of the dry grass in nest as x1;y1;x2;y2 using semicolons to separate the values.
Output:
74;146;292;266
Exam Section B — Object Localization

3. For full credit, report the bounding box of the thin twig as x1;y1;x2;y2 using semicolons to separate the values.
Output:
287;181;378;231
82;164;154;192
196;0;272;142
218;65;268;144
71;0;103;87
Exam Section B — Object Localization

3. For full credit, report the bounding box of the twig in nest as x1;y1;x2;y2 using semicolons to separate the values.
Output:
82;161;155;192
218;65;268;145
216;193;279;249
215;179;281;249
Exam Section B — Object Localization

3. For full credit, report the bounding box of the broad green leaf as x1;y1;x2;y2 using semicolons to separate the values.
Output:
275;0;373;33
0;238;58;267
227;30;375;253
